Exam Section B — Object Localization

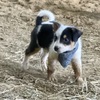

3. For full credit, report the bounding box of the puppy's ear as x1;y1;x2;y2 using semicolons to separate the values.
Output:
71;28;83;42
53;22;60;32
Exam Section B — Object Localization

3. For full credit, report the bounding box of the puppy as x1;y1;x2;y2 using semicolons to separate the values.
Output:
23;10;83;84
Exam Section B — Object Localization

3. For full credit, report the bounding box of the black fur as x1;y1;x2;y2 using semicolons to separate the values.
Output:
25;27;39;55
71;28;83;42
25;16;54;56
36;16;43;26
60;27;82;45
37;24;54;48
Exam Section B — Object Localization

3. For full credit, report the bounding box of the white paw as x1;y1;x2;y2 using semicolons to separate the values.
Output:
21;61;29;70
77;77;83;85
41;61;47;72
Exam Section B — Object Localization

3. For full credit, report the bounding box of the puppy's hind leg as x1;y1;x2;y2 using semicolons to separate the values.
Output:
22;41;40;70
40;49;49;72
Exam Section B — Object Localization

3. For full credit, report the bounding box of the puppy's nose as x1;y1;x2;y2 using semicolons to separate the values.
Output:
54;46;59;51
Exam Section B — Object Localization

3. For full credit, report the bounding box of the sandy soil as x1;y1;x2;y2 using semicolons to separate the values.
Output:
0;0;100;99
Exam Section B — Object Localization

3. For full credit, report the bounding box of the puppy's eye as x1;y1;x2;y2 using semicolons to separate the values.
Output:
64;38;69;42
63;38;70;45
54;35;58;41
63;35;69;43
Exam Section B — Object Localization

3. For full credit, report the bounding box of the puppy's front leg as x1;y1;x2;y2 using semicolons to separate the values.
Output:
71;58;83;84
47;57;56;81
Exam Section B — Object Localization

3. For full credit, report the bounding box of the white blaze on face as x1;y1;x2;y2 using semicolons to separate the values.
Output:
54;25;76;53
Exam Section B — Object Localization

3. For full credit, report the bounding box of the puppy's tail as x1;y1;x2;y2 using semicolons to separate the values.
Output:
36;10;55;26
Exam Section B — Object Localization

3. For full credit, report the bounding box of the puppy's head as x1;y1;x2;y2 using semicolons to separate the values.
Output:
54;26;83;53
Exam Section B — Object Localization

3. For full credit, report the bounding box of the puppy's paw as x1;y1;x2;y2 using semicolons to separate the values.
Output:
41;66;47;72
47;75;57;82
40;61;47;72
21;61;29;70
77;77;83;85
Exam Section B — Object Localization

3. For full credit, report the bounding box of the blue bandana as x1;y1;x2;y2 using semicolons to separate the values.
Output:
58;43;79;68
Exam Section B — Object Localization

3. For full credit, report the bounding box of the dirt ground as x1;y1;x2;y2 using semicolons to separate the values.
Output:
0;0;100;100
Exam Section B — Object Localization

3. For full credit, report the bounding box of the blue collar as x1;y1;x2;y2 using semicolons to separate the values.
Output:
58;43;79;68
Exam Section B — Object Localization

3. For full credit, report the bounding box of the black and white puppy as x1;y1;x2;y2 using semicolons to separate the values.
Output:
23;10;83;83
